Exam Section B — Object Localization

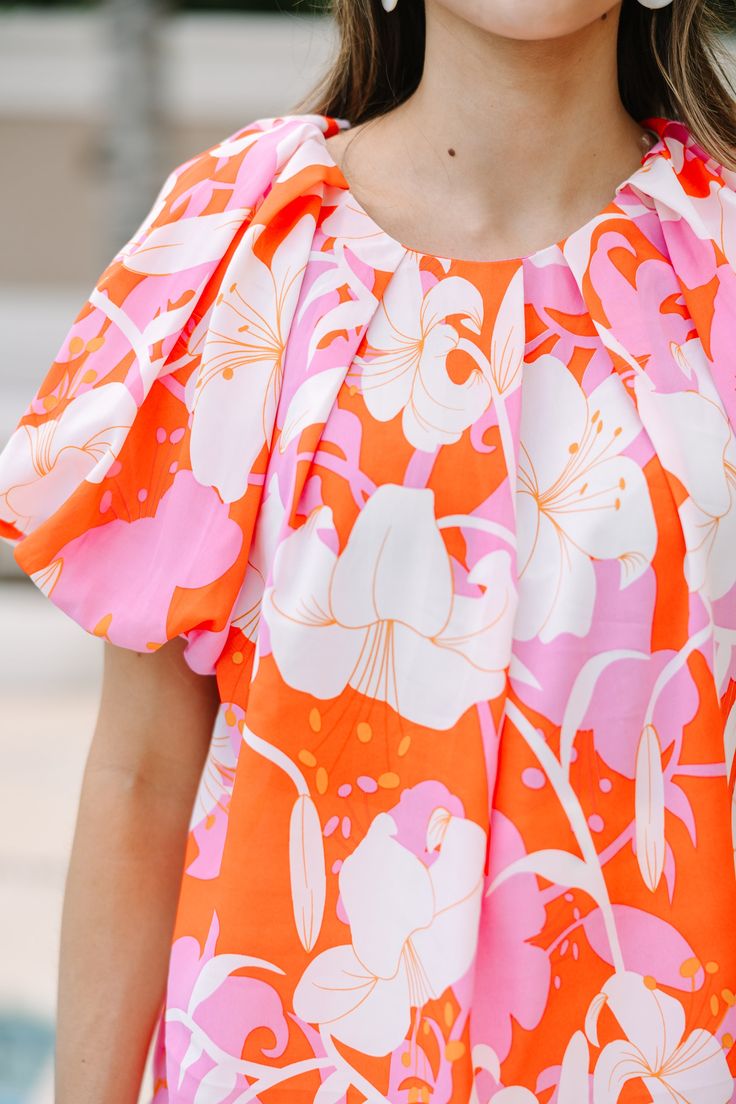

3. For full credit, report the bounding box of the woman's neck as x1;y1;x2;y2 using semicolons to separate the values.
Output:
337;2;652;261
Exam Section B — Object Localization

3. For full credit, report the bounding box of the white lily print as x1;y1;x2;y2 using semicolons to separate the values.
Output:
0;383;137;533
185;214;316;503
515;354;656;642
292;805;487;1057
634;370;736;601
261;483;516;730
588;971;733;1103
634;724;665;892
228;471;285;657
347;253;492;451
190;704;238;829
122;208;254;277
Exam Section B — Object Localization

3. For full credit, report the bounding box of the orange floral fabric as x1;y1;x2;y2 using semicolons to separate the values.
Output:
1;112;735;1104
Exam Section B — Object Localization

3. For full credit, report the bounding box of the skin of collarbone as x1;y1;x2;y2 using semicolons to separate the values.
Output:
329;1;651;264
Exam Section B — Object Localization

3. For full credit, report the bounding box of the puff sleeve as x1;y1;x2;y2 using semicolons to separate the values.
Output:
0;122;280;674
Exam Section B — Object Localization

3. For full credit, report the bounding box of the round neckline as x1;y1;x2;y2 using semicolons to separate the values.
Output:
318;114;673;268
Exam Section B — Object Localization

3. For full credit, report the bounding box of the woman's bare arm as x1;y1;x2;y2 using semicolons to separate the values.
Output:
54;637;220;1104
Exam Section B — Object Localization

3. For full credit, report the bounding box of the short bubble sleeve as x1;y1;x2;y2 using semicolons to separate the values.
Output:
0;116;319;674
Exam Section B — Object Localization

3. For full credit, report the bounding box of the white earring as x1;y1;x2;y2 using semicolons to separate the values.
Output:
381;0;399;10
636;0;674;8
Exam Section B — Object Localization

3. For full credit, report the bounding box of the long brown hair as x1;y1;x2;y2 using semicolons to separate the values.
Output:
295;0;736;169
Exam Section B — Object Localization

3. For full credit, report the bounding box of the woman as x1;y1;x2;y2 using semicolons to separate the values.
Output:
1;0;735;1101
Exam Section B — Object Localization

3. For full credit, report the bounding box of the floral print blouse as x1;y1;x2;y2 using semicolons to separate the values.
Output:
1;111;735;1104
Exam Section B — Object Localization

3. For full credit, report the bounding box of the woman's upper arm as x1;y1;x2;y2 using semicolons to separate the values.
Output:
86;639;220;800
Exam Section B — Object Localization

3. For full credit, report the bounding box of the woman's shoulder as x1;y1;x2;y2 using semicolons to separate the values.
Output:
636;115;736;237
605;115;736;432
110;111;347;281
166;111;344;205
208;110;340;152
625;116;736;328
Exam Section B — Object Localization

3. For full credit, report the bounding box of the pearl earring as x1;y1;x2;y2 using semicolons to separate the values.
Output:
637;0;673;8
381;0;399;10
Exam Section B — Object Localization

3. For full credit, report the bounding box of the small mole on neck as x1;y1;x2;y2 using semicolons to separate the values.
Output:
448;148;456;157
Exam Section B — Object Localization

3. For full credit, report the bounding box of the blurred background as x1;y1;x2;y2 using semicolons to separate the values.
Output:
0;3;735;1103
0;2;333;1101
